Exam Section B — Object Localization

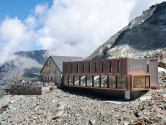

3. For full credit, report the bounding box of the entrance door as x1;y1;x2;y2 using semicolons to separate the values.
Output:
145;76;150;88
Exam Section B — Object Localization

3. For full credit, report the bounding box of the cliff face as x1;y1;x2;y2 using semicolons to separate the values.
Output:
87;2;166;63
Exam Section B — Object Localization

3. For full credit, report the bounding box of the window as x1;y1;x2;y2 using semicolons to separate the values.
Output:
117;76;125;89
94;76;100;87
54;76;56;81
87;76;92;87
101;76;107;88
44;76;47;81
49;60;51;64
147;64;149;73
118;60;120;73
69;75;73;85
82;62;84;73
48;69;50;73
50;76;52;81
64;75;68;85
89;62;91;73
110;61;112;73
133;76;145;89
54;69;56;73
47;76;49;81
80;76;86;86
102;61;105;73
74;76;79;86
109;76;116;88
95;62;98;73
145;76;150;88
44;69;46;73
77;63;79;73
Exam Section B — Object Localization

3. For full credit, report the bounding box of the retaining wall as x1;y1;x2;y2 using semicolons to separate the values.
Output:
10;85;42;95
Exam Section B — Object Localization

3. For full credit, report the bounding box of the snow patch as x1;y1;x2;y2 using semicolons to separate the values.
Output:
158;67;166;73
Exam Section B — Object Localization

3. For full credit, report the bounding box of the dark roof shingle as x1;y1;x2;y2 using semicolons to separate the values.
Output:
51;56;84;72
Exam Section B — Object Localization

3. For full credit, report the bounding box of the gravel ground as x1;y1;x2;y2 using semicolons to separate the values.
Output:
0;77;166;125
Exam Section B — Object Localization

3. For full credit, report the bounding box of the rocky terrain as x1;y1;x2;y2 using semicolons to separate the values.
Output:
0;50;48;91
87;1;166;66
0;73;165;125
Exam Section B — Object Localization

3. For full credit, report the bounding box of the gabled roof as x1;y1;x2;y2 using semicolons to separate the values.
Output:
41;56;84;73
51;56;84;73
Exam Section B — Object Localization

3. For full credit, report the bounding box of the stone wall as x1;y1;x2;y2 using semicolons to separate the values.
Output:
10;85;42;95
41;57;61;85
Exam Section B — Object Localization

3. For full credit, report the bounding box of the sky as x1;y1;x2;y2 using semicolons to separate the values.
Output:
0;0;165;65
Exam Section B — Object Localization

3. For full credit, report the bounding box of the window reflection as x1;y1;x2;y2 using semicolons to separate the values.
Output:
133;76;146;89
117;76;125;89
64;75;68;85
75;76;79;86
109;76;116;88
101;76;107;88
80;76;86;86
94;76;100;87
69;75;73;85
87;76;92;87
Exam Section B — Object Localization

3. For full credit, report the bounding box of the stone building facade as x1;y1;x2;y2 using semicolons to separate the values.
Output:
40;56;83;85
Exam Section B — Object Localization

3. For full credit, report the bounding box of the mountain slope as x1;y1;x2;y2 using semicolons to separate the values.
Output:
0;50;48;90
87;2;166;63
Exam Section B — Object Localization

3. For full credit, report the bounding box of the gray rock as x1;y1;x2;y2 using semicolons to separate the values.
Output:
135;110;143;117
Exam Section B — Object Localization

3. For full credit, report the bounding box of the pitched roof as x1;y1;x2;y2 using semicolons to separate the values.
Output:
51;56;84;73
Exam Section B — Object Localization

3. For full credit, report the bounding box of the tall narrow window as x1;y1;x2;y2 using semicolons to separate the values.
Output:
75;76;79;86
118;60;120;73
44;69;46;73
95;62;98;73
102;61;105;73
71;63;73;73
49;60;51;64
89;62;91;73
54;69;56;73
147;64;149;73
64;75;68;85
44;77;47;81
110;61;112;73
48;69;50;73
77;63;79;73
82;62;84;73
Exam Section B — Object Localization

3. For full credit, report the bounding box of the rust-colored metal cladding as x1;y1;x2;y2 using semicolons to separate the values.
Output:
149;61;158;87
62;58;158;100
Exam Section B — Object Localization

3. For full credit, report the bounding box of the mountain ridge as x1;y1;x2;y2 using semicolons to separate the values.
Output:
87;2;166;62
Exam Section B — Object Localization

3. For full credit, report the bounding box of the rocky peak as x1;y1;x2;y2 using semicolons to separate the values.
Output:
87;2;166;63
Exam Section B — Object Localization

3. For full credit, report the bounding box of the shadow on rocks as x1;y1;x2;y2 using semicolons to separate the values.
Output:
60;87;131;102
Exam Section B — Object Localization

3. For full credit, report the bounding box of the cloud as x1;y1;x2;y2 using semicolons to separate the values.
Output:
0;0;164;66
0;17;35;65
36;0;134;58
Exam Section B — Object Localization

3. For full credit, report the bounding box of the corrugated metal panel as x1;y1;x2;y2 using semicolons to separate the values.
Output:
120;58;127;75
112;59;118;75
51;56;83;72
105;60;109;74
127;58;147;74
91;60;95;74
63;62;66;74
85;61;89;74
149;61;158;86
